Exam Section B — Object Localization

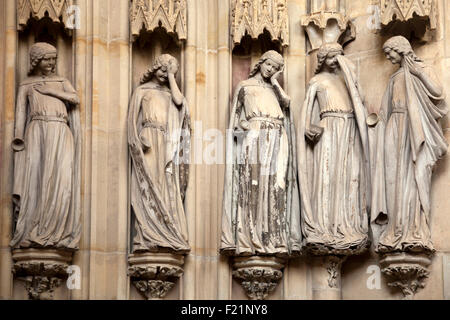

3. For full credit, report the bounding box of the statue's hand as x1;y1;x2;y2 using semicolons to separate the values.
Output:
12;137;25;152
240;120;250;131
305;125;324;142
405;58;421;77
33;83;53;96
139;132;151;152
168;59;179;76
271;67;284;86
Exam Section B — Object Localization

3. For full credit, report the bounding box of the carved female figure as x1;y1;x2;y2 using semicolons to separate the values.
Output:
298;43;370;255
371;36;448;254
11;42;81;250
221;50;301;256
128;54;191;253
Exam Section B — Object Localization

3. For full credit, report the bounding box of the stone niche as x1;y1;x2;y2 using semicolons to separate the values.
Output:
12;0;76;301
227;0;293;301
128;0;187;301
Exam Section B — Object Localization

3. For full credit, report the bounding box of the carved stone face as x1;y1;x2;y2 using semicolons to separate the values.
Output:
260;58;280;79
384;48;402;65
325;51;339;70
38;53;57;76
155;66;168;85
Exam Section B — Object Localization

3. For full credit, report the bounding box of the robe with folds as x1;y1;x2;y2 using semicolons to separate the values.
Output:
11;76;81;250
221;78;302;257
128;82;191;254
298;56;371;256
371;62;448;254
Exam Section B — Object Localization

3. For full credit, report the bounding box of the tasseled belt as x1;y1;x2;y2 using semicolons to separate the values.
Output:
248;116;284;125
31;114;68;123
142;120;166;132
320;110;354;120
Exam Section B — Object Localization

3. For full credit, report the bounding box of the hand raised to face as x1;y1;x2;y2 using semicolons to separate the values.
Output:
271;65;284;85
167;58;179;76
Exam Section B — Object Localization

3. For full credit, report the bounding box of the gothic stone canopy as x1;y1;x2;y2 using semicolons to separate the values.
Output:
232;0;290;48
130;0;187;42
17;0;75;31
380;0;437;29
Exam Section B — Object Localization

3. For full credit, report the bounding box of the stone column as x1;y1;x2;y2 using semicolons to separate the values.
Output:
217;0;232;300
183;0;224;299
71;0;130;299
283;0;310;300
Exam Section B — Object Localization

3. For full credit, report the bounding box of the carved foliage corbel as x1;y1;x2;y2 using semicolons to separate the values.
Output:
12;249;73;300
128;253;184;300
232;256;286;300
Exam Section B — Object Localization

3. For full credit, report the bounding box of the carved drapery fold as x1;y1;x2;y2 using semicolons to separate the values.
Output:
231;0;290;48
379;0;437;29
130;0;187;42
301;0;354;51
17;0;74;31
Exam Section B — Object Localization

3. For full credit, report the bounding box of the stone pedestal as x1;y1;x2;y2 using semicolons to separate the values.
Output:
12;249;73;300
128;252;184;300
310;255;346;300
380;252;432;300
232;256;286;300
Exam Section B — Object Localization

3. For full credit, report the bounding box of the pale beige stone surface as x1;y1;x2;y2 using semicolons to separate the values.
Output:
444;254;450;300
0;0;449;300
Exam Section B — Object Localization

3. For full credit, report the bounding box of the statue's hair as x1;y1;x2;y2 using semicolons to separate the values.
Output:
249;50;284;78
315;43;344;74
28;42;57;76
141;54;178;84
383;36;423;63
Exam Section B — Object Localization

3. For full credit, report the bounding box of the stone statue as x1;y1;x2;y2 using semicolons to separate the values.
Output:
298;43;371;256
128;54;191;254
371;36;448;254
221;50;301;257
11;42;81;250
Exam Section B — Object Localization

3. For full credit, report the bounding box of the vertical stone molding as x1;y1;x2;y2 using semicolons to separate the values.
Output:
12;249;72;300
128;253;184;300
301;0;354;51
232;256;286;300
130;0;187;42
231;0;290;48
379;253;431;300
17;0;74;31
379;0;437;29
